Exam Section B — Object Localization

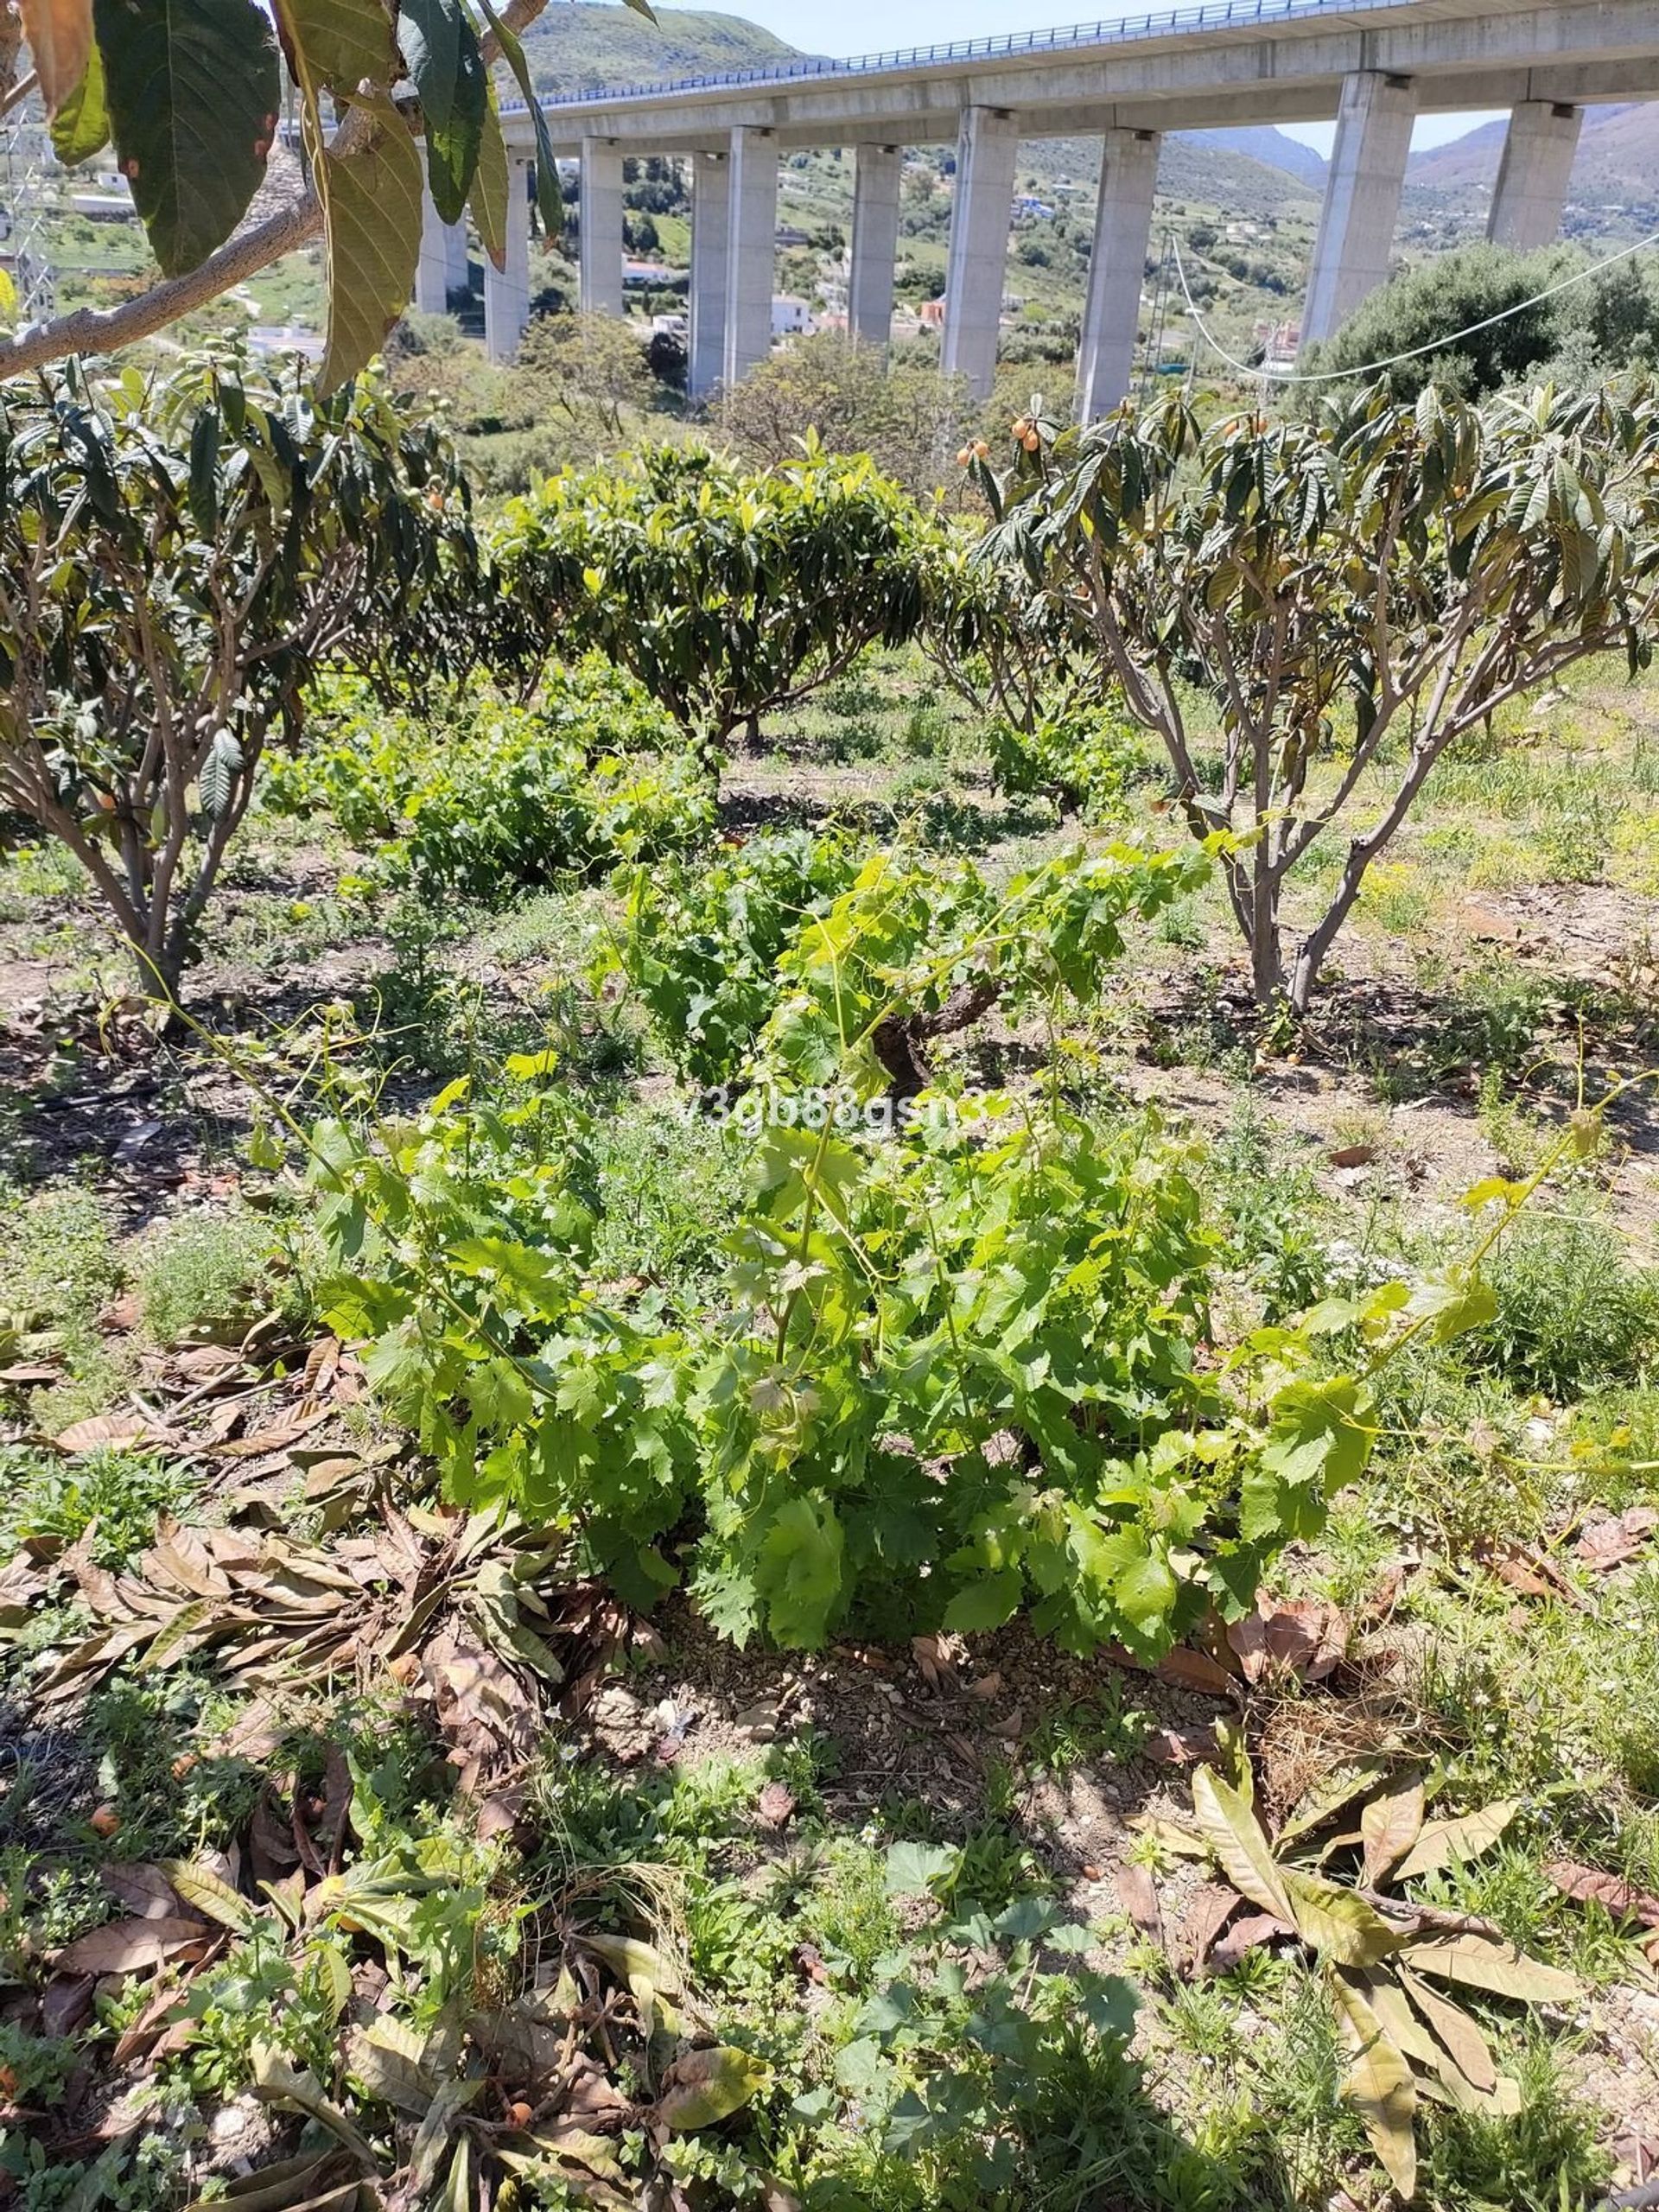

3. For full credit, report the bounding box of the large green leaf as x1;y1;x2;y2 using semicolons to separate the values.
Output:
1191;1768;1294;1925
272;0;396;95
652;2045;767;2133
754;1494;844;1646
94;0;280;277
1281;1870;1407;1968
1327;1968;1417;2200
468;89;508;271
314;106;424;394
400;0;486;224
1242;1376;1371;1543
50;41;109;164
473;0;560;234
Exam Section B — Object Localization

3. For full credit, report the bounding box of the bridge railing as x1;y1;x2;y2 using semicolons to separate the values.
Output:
499;0;1386;115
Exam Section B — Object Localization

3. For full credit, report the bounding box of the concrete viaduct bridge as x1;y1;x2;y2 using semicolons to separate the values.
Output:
411;0;1659;415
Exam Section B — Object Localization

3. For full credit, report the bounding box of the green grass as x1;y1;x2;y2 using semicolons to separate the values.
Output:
2;639;1657;2212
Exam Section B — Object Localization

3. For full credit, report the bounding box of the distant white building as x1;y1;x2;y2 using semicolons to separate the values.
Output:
772;295;814;336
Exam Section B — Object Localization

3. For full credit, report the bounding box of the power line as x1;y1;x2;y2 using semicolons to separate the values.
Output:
1172;226;1659;385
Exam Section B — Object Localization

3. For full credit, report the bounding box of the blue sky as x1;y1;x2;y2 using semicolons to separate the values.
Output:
669;0;1499;150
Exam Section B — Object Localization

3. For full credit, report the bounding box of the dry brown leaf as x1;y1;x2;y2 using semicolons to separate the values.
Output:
1542;1859;1659;1929
1208;1910;1295;1972
1398;1964;1498;2093
1474;1537;1580;1605
756;1781;796;1832
1576;1510;1656;1573
1154;1645;1243;1700
99;1864;182;1920
910;1632;962;1691
1114;1862;1163;1947
1395;1800;1517;1883
1403;1933;1580;2005
1179;1883;1243;1976
53;1412;169;1452
55;1913;207;1975
1360;1772;1425;1885
0;1361;65;1387
19;0;92;111
40;1973;95;2038
1144;1724;1221;1765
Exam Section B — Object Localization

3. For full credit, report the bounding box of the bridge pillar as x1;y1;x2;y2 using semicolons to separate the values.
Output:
688;149;729;399
942;106;1020;398
723;126;779;387
849;143;903;347
581;137;626;315
1075;128;1160;422
1301;71;1417;351
484;160;531;363
415;190;468;314
1489;102;1582;249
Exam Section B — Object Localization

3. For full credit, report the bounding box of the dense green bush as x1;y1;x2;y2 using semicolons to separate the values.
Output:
293;838;1472;1656
1306;245;1659;400
268;664;712;902
1473;1206;1659;1397
493;444;933;762
606;830;865;1088
0;356;480;1002
988;703;1157;817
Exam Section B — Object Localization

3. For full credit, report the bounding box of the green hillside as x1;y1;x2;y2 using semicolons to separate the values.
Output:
518;3;806;96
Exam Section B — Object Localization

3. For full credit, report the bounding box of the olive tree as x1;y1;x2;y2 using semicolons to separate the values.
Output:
983;381;1659;1012
494;442;931;770
0;355;480;1007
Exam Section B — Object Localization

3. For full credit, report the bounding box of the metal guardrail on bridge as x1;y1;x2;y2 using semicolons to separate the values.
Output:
498;0;1404;113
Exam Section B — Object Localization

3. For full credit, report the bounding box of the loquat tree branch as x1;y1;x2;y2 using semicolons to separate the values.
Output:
0;0;548;380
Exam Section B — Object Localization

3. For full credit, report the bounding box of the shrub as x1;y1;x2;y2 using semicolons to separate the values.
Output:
988;703;1157;817
493;444;933;766
0;356;480;1006
714;333;976;499
267;666;712;903
986;379;1659;1012
1473;1207;1659;1397
296;840;1467;1656
1306;245;1659;401
605;830;865;1087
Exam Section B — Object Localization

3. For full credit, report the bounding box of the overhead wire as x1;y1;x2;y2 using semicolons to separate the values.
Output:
1170;224;1659;384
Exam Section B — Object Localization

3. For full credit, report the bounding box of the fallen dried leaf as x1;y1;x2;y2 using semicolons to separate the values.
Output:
1179;1883;1243;1975
1154;1645;1243;1700
54;1414;168;1452
1208;1911;1295;1972
99;1864;181;1920
1576;1510;1656;1573
40;1974;95;2038
55;1914;208;1976
1114;1863;1163;1947
1144;1724;1221;1765
756;1782;796;1832
1542;1859;1659;1929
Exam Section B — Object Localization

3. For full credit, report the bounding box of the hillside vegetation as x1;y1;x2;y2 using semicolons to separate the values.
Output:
0;355;1657;2212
